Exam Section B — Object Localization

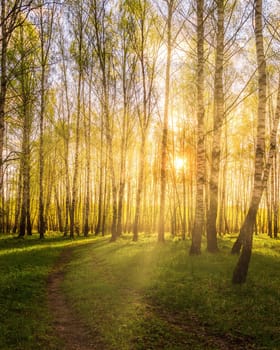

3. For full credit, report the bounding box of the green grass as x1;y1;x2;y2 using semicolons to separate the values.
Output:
63;234;280;349
0;233;92;350
1;233;280;349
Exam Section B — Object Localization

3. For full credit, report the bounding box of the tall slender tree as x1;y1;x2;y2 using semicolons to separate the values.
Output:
231;0;277;284
206;0;225;252
83;67;93;237
158;0;176;243
0;0;34;210
88;0;119;241
130;0;159;241
68;1;87;238
13;23;38;237
190;0;206;255
116;3;137;237
36;1;56;239
57;19;71;236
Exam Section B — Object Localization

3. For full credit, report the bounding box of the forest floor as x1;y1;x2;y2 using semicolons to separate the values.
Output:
1;233;280;349
47;243;253;350
46;235;272;350
48;248;254;350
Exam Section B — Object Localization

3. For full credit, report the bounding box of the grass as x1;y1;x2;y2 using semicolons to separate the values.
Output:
0;233;92;350
63;234;280;349
1;232;280;349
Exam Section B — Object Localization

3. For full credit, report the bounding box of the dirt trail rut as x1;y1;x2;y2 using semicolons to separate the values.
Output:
47;248;98;350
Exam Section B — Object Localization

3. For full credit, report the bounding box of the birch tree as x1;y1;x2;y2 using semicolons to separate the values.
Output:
190;0;206;255
206;0;224;252
158;0;177;243
89;0;119;241
231;0;280;284
36;1;56;239
68;1;87;238
0;0;34;207
116;2;137;237
127;0;159;241
11;23;38;237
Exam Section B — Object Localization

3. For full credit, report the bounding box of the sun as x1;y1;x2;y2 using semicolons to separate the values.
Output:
173;157;185;171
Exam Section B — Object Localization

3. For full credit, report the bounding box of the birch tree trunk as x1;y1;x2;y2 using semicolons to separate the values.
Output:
231;0;280;284
38;3;55;239
58;23;71;236
16;25;34;238
0;0;7;194
206;0;224;252
90;0;118;241
69;5;84;238
12;165;22;234
83;69;93;237
158;0;174;243
95;117;104;236
18;98;32;238
231;0;266;256
131;0;157;241
133;136;146;241
190;0;206;255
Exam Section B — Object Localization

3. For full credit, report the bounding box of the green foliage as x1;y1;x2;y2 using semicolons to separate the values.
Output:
69;39;90;72
8;18;40;65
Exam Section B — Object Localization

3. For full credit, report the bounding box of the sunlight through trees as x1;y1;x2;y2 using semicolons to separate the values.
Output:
1;0;280;283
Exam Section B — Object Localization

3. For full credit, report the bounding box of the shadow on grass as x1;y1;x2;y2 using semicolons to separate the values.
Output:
0;233;105;258
143;243;280;350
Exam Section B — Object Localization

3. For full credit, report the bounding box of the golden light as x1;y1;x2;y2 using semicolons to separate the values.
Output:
173;157;185;171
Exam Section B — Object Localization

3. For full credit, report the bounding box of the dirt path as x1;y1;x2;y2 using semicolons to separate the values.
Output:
47;248;99;350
